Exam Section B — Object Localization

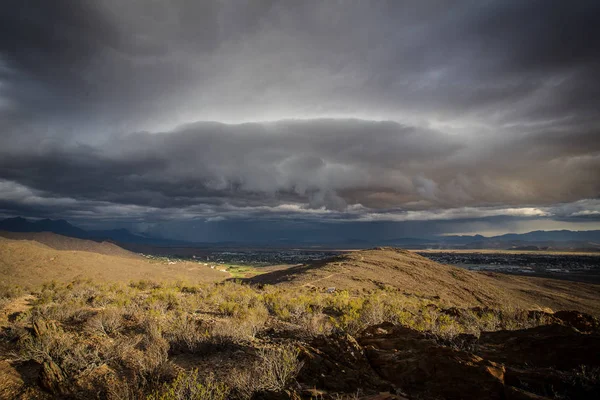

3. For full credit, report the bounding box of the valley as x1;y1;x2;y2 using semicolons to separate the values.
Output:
1;233;599;399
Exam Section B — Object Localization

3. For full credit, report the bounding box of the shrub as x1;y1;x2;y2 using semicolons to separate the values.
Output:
130;280;163;290
299;312;334;337
0;283;23;302
115;332;172;386
18;320;102;379
226;344;304;398
163;313;208;352
86;307;124;337
256;345;304;391
148;370;229;400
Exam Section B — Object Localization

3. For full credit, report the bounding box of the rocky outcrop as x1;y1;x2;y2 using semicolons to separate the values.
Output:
359;323;506;399
553;310;600;333
295;316;600;399
477;324;600;369
40;360;66;395
297;332;392;394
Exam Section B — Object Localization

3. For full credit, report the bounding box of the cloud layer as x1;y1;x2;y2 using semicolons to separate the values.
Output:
1;1;599;237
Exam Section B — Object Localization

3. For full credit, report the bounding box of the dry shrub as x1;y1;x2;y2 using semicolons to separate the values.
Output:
18;320;102;379
86;307;124;337
211;303;269;341
207;282;258;315
298;312;334;337
100;315;175;390
113;333;173;385
211;318;256;342
263;289;323;323
163;313;208;352
227;344;304;398
358;296;387;327
227;369;256;400
256;345;304;391
0;297;10;309
148;370;229;400
30;302;88;325
0;283;23;306
130;280;163;291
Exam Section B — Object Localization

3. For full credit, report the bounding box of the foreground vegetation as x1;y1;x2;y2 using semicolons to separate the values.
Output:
0;279;593;399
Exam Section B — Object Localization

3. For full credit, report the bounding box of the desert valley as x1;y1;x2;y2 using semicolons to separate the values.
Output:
1;231;599;399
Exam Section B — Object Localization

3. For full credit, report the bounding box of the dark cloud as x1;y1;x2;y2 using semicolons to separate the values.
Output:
0;118;598;214
0;119;462;210
0;1;599;238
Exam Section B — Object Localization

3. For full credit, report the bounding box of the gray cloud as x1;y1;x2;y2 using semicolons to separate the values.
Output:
0;118;598;215
3;1;600;129
1;1;599;236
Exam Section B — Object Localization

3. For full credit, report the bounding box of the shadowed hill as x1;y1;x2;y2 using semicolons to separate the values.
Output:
0;231;139;258
248;247;600;314
0;236;228;287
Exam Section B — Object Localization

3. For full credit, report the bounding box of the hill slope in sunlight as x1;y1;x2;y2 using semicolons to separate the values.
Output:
0;231;139;258
0;236;227;287
249;247;600;314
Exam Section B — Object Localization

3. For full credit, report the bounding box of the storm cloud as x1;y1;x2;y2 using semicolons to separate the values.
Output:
1;0;599;238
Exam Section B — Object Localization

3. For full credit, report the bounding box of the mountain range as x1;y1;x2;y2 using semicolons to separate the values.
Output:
1;216;599;250
383;230;600;251
0;217;185;246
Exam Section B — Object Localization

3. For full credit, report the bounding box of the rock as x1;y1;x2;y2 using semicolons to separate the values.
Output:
297;332;391;393
477;324;600;370
40;360;66;394
359;324;506;399
294;320;599;399
475;324;600;399
504;385;552;400
360;392;409;400
32;319;57;337
553;310;600;333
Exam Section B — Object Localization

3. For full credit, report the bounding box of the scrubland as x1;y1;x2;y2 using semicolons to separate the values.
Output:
0;279;571;399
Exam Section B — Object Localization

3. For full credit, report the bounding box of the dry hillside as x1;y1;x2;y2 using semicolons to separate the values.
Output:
1;245;599;399
0;236;228;287
0;231;138;258
249;247;600;315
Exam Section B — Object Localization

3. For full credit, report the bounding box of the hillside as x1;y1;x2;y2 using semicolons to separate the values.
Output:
1;246;599;399
249;247;600;315
0;237;227;287
0;231;139;258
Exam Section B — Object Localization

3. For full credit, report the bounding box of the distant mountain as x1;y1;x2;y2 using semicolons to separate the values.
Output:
0;217;88;237
1;216;599;250
0;217;187;246
493;230;600;242
376;231;600;251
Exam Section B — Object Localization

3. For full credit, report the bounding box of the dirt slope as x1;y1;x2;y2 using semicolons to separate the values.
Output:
0;231;138;258
0;237;228;287
249;247;600;314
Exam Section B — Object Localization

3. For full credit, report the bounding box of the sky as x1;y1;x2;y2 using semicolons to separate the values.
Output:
1;0;599;242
